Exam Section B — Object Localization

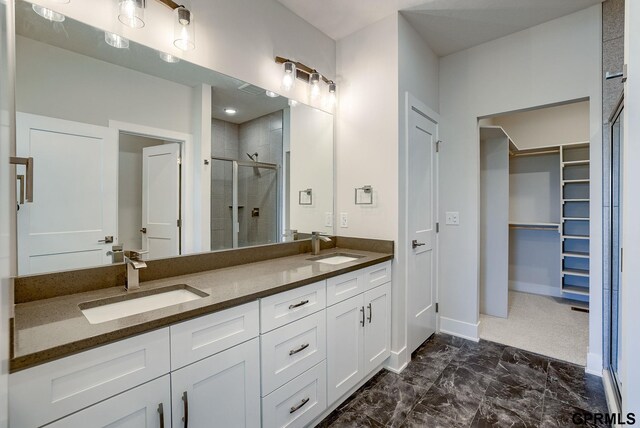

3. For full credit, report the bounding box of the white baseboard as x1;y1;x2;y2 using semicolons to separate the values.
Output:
439;316;479;342
602;370;618;417
586;352;603;377
385;346;408;374
509;280;562;298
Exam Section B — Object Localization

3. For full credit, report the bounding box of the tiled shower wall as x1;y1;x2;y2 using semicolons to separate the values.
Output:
210;111;283;250
601;0;624;366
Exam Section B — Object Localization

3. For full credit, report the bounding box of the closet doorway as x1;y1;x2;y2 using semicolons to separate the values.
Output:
478;100;591;366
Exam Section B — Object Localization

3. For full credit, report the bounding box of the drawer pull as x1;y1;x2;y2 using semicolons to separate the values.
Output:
360;306;365;327
182;391;189;428
289;397;310;414
158;403;165;428
289;343;310;356
367;303;372;323
289;299;310;310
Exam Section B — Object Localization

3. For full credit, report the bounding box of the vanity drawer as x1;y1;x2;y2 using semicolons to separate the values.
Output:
261;310;326;396
46;375;171;428
9;328;170;428
362;261;392;290
262;361;327;428
326;270;365;306
260;280;326;333
170;301;259;370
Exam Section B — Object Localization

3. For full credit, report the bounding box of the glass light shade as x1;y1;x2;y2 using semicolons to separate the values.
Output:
174;7;195;51
159;52;180;63
326;81;337;107
281;61;296;92
118;0;145;29
105;31;129;49
32;5;65;22
309;72;321;100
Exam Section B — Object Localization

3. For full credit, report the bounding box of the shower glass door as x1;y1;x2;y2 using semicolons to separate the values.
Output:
211;157;278;251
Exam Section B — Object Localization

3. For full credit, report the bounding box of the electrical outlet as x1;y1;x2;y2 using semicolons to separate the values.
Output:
325;212;333;227
445;211;460;225
340;212;348;228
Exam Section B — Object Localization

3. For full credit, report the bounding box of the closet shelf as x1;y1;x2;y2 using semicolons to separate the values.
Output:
562;285;590;296
562;160;590;166
563;179;590;184
562;235;590;241
563;198;590;202
563;217;590;221
563;252;590;259
563;268;590;277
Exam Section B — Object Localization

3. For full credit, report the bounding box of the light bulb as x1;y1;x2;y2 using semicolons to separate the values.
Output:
32;4;65;22
309;72;321;100
281;61;296;92
288;99;298;107
265;91;279;98
105;32;129;49
326;81;337;107
118;0;145;29
174;7;195;51
224;108;237;115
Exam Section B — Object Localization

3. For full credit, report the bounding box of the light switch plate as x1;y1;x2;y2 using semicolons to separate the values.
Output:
445;212;460;225
340;212;348;228
325;212;333;227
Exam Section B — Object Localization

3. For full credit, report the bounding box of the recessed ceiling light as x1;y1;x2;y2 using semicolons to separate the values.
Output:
32;4;65;22
265;91;279;98
224;108;237;115
159;52;180;63
105;32;129;49
288;99;298;107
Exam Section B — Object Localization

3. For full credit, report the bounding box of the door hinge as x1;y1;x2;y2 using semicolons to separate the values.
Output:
177;219;182;228
436;303;439;313
620;247;623;272
436;222;440;233
177;157;182;165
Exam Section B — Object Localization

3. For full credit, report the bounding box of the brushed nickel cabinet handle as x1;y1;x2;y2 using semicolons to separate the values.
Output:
289;299;309;309
367;303;372;323
289;343;309;356
360;306;365;327
182;391;189;428
289;397;310;414
157;403;165;428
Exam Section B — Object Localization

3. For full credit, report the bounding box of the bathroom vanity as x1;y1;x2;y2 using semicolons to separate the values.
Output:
9;242;393;428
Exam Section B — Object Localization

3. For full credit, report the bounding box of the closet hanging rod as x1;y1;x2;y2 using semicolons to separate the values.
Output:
509;226;559;231
510;148;560;157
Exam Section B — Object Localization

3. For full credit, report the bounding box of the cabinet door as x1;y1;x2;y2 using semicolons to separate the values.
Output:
171;338;260;428
326;294;365;405
364;283;391;373
46;375;170;428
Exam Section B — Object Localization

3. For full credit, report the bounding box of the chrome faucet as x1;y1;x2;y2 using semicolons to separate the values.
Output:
311;231;332;255
125;250;148;290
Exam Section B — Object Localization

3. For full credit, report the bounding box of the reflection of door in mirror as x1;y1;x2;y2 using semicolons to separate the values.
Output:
210;112;282;251
118;133;181;260
17;113;118;275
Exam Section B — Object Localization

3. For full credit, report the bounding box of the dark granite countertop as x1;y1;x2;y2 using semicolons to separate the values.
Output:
11;247;392;372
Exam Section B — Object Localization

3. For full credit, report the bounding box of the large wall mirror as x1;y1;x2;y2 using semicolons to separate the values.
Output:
14;0;334;275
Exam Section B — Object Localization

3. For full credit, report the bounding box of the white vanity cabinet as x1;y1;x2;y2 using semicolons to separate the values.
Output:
326;269;391;405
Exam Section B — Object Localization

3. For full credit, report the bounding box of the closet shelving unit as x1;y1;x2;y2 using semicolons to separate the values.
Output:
560;142;591;298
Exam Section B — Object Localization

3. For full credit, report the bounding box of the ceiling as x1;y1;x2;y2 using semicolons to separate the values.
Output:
277;0;603;56
16;0;288;124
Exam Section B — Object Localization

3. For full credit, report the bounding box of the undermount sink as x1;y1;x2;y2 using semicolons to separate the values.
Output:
307;252;365;265
79;284;208;324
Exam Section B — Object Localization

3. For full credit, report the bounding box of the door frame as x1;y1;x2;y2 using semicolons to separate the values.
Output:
109;120;192;255
401;92;440;359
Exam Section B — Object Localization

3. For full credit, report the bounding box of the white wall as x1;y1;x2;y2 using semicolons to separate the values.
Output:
621;0;640;413
289;105;333;235
29;0;335;113
438;6;602;373
493;101;590;149
16;36;193;132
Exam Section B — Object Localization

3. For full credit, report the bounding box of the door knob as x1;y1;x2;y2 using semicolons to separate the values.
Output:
412;240;426;249
98;236;114;243
140;228;147;234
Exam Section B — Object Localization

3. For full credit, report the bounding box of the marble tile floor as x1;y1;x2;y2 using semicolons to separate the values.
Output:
316;333;609;428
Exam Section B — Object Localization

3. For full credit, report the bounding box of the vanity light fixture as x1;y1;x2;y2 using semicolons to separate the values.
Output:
265;90;279;98
105;31;130;49
118;0;145;29
174;6;195;51
326;81;337;107
32;4;66;22
224;108;237;115
159;51;180;63
309;72;321;100
281;61;296;92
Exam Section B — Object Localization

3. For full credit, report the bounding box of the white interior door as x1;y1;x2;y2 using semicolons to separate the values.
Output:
16;113;117;275
142;143;180;259
407;106;438;354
